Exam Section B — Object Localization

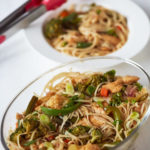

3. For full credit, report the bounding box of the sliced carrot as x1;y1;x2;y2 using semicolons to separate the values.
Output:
16;122;18;128
59;10;69;18
116;25;122;31
47;135;55;141
100;88;109;97
64;139;70;143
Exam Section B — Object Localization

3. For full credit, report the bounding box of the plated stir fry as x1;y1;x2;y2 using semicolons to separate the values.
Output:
8;70;149;150
44;4;128;58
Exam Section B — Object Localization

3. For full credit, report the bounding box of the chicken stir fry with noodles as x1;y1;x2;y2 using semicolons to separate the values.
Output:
8;70;149;150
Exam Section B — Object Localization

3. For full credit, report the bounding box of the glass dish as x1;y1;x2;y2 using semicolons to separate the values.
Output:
1;56;150;150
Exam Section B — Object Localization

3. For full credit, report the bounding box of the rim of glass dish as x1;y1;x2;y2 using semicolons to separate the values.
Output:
1;56;150;150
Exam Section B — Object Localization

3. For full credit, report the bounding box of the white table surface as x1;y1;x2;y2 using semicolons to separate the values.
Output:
0;0;150;150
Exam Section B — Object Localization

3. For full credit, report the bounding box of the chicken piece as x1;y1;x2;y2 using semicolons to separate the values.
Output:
91;102;106;114
39;91;56;103
71;76;89;85
46;94;69;109
100;34;120;45
89;116;106;127
102;79;123;93
77;103;106;127
35;91;56;109
77;116;106;127
122;76;139;84
79;24;107;36
80;143;101;150
66;31;85;43
77;118;91;126
102;76;139;93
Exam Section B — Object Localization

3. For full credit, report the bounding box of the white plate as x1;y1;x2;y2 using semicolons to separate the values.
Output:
25;0;150;63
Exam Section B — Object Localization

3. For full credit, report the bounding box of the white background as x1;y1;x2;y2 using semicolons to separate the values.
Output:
0;0;150;150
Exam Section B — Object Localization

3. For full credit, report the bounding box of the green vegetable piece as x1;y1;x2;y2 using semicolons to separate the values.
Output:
104;70;116;81
62;12;77;22
62;12;80;29
69;117;78;124
69;125;90;136
44;19;63;39
24;140;36;146
97;101;103;108
69;95;79;101
91;74;107;86
41;102;81;116
49;122;56;131
75;83;87;93
105;69;116;76
113;119;122;126
75;78;91;93
124;100;128;103
76;42;92;48
93;97;104;102
66;82;74;94
106;29;117;37
10;127;26;143
64;100;74;108
25;96;38;116
40;114;50;125
96;9;101;14
106;106;121;122
62;41;68;47
131;99;136;104
93;97;104;107
135;82;143;91
23;118;39;132
90;128;102;143
110;92;122;106
79;93;85;99
64;95;79;108
44;142;54;150
37;124;48;136
86;85;96;96
131;112;139;119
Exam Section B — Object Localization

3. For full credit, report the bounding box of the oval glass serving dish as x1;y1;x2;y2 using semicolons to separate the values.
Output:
1;56;150;150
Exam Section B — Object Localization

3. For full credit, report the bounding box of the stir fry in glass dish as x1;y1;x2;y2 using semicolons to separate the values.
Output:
8;70;149;150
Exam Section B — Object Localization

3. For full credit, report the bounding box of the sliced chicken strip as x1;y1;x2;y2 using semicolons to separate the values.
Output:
122;75;139;84
90;116;106;127
102;79;123;93
100;34;120;45
102;76;139;93
91;102;106;114
77;116;106;127
46;94;69;109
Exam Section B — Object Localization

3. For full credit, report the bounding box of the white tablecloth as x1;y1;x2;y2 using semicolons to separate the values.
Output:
0;0;150;149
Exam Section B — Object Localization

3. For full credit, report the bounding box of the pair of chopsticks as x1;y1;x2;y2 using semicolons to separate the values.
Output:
0;0;66;44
